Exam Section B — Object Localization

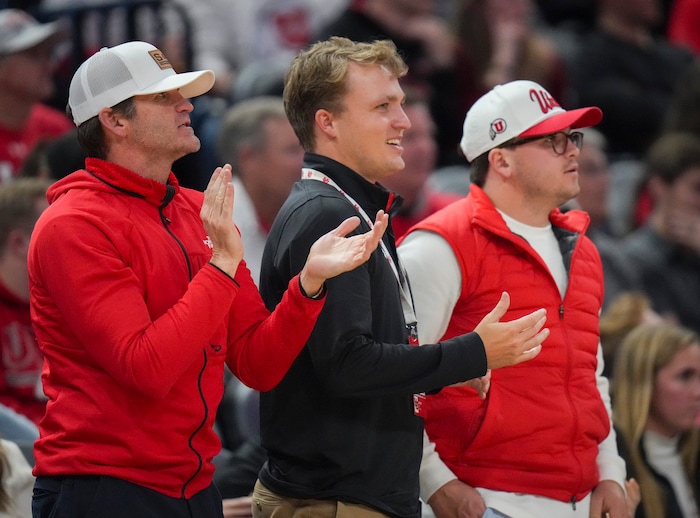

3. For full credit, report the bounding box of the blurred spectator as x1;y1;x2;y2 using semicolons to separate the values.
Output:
613;323;700;518
663;60;700;136
536;0;674;34
0;9;72;183
38;0;189;71
3;2;41;10
378;89;461;239
446;0;572;169
215;96;304;285
620;132;700;333
0;438;34;518
606;45;700;240
599;291;662;380
568;128;612;235
215;435;265;516
214;370;266;516
0;178;52;428
571;0;697;159
452;0;571;116
18;130;85;181
0;404;37;466
562;128;641;307
667;0;700;56
181;0;347;101
316;0;455;81
315;0;461;167
533;0;597;32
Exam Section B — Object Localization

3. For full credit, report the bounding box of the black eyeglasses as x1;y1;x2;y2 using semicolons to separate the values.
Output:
501;131;584;155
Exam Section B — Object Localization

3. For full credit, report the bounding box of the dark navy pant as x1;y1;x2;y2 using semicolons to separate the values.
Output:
32;475;224;518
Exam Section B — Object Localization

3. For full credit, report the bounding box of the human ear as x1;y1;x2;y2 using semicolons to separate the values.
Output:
489;148;513;180
314;109;337;139
98;107;128;137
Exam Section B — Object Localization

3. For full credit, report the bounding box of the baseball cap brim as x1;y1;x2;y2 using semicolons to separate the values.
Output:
519;106;602;138
1;20;65;54
136;69;215;100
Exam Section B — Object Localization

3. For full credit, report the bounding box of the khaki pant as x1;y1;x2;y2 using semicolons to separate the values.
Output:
252;480;390;518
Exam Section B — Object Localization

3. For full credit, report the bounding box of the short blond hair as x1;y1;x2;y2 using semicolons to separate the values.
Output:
283;37;408;152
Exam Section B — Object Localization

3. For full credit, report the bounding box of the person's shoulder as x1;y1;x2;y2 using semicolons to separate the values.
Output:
21;103;75;141
287;180;358;216
423;193;471;221
620;225;669;267
270;181;365;244
658;37;698;65
27;103;74;132
426;188;463;205
621;224;660;247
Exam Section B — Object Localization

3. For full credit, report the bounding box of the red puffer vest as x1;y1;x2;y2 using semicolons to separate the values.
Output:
411;186;609;503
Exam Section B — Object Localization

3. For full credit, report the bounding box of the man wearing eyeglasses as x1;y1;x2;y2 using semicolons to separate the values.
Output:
398;80;629;518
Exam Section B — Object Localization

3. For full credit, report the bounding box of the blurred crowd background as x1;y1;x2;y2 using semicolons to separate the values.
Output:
2;0;700;516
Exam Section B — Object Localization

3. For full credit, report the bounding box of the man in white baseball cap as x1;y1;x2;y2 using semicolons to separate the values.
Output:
399;80;633;518
0;9;72;182
28;40;390;518
67;40;215;126
459;79;602;163
0;9;65;56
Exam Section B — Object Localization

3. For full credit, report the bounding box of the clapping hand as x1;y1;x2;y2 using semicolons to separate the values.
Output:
299;210;389;296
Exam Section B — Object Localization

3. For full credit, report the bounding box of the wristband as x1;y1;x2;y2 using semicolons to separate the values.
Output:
299;278;326;299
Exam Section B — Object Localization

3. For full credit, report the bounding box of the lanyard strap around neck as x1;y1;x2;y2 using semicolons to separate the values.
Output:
302;167;417;327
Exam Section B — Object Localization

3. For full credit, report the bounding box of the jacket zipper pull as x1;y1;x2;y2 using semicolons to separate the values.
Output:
570;495;576;510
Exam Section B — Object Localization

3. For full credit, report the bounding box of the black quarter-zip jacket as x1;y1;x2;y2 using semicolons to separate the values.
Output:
257;154;487;517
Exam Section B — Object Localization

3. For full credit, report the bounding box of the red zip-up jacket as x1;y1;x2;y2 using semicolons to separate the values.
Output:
28;158;324;499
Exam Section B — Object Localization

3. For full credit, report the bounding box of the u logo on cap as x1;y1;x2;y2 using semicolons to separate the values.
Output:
489;118;507;140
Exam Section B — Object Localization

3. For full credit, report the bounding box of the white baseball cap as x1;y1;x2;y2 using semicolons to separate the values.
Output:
0;9;67;55
68;41;215;126
460;80;602;161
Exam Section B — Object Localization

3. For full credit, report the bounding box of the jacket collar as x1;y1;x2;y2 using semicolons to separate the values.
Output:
302;153;404;217
469;184;590;236
83;157;180;207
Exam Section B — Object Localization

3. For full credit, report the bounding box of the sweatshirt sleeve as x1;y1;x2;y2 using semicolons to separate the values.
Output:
223;264;325;392
398;230;462;344
595;343;627;488
29;210;324;399
420;429;458;503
